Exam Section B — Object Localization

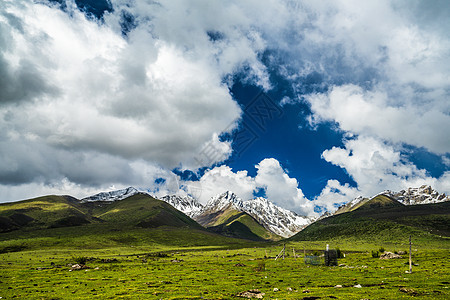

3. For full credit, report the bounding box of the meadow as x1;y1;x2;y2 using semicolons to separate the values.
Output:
1;195;449;299
1;235;449;299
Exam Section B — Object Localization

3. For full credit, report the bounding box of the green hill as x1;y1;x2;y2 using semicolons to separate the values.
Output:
0;193;203;232
0;194;262;252
206;209;280;241
85;193;202;229
195;207;280;241
0;195;94;232
290;196;450;242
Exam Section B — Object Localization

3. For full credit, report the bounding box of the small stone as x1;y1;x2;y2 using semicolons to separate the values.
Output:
334;285;342;288
354;284;362;288
273;288;279;292
286;287;292;291
236;289;265;299
380;252;402;259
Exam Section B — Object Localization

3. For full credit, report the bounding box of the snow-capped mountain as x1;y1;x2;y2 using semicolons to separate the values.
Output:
193;191;313;238
242;197;313;238
160;195;203;218
333;195;366;215
382;185;449;205
81;187;140;203
199;191;244;213
332;185;448;217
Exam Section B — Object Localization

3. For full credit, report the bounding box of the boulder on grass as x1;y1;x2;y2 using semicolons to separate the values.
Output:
237;289;265;299
380;252;402;259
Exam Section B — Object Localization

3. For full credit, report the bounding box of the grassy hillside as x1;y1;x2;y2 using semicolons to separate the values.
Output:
0;193;204;233
291;196;450;243
86;193;202;229
207;209;280;241
196;206;280;241
0;195;94;232
0;194;266;253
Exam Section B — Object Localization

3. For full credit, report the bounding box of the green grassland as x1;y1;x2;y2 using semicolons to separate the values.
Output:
0;237;449;299
1;194;449;299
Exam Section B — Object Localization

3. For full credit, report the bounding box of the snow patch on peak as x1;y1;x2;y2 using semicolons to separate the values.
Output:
81;187;141;203
202;191;244;212
331;185;448;217
195;192;313;238
243;197;313;238
382;185;449;205
161;195;203;218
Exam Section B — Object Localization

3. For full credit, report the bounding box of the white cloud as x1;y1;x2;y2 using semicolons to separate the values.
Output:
1;0;278;195
185;158;315;216
1;0;448;209
190;165;257;206
313;179;360;212
307;84;450;155
254;158;313;215
316;136;450;208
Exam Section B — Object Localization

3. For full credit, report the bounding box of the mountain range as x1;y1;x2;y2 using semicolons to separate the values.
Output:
190;191;313;238
0;185;448;243
291;193;450;242
332;185;449;216
84;189;313;239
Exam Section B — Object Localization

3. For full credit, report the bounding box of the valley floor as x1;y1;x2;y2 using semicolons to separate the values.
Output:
1;241;449;299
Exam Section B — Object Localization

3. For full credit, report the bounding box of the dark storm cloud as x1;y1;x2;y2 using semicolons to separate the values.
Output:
0;9;58;106
0;57;57;105
0;136;142;186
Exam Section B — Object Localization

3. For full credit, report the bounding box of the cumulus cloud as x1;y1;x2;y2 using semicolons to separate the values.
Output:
313;179;360;212
306;84;450;155
191;165;257;205
254;158;313;215
185;158;315;216
276;0;449;155
0;0;277;198
1;0;448;211
314;136;450;211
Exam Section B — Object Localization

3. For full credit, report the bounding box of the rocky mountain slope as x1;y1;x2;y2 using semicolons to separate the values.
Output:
160;195;203;218
192;191;312;238
192;191;279;240
78;188;309;238
334;185;449;215
384;185;449;205
81;187;140;203
242;197;313;238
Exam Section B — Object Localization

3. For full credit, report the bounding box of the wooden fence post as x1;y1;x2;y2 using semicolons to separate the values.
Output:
409;235;412;273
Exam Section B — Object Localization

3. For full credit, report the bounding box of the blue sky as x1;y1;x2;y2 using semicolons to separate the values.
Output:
0;0;449;216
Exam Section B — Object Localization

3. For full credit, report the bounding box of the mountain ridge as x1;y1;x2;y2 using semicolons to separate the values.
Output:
191;191;313;238
291;195;450;242
332;185;448;216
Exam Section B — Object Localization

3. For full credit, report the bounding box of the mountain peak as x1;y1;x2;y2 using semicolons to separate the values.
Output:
203;191;244;212
160;194;203;218
355;194;404;211
243;197;313;238
81;187;140;203
382;185;449;205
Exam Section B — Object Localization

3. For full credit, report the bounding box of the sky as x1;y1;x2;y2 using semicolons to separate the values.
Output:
0;0;449;216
